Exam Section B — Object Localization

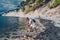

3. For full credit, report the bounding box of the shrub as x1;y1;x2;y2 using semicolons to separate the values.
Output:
26;0;46;14
48;0;60;8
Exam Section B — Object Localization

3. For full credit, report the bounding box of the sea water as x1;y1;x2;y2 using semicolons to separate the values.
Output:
0;0;26;14
0;16;27;40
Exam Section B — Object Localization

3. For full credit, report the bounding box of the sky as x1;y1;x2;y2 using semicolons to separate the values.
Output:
0;0;22;14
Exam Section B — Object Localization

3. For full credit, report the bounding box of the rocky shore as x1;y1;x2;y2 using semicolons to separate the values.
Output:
0;17;60;40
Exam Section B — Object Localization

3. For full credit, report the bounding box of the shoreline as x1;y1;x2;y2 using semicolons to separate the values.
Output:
2;5;60;18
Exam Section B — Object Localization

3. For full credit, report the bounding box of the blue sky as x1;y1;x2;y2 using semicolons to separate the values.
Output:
0;0;22;14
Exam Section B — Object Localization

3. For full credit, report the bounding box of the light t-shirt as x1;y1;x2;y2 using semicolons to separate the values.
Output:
30;20;36;28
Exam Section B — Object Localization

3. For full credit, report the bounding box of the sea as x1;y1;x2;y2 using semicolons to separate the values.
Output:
0;0;25;34
0;16;26;40
0;0;25;14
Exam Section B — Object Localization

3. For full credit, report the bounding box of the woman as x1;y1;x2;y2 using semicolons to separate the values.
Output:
26;17;36;32
29;19;37;32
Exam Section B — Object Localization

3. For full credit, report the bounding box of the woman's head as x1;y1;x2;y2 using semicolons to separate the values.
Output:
32;19;36;23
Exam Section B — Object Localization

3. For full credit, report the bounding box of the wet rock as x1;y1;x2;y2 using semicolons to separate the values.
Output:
12;36;20;39
12;33;17;35
4;39;8;40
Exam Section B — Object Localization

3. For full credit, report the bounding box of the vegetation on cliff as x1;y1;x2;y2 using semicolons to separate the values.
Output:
48;0;60;8
20;0;60;14
25;0;46;14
